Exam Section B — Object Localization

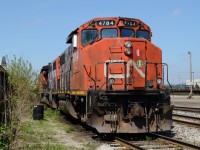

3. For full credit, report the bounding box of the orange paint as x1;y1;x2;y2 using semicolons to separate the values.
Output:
43;17;164;92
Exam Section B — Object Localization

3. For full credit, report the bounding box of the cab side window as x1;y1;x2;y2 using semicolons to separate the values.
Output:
136;30;150;40
82;29;98;46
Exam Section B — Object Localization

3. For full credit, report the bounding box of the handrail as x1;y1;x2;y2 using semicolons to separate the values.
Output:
145;62;172;90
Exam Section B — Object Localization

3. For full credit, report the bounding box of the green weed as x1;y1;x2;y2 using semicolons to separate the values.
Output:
146;136;152;142
65;126;75;133
22;143;70;150
19;108;71;149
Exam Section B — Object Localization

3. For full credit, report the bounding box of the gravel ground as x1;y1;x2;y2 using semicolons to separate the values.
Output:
172;107;200;146
171;95;200;108
172;122;200;146
95;125;200;150
96;144;115;150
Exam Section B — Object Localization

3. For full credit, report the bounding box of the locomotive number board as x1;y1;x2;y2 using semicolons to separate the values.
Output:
97;20;115;26
123;20;137;27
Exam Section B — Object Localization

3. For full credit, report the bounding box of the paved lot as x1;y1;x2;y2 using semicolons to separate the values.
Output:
171;95;200;108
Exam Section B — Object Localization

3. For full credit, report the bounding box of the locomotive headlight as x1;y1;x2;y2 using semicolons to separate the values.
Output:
157;78;162;85
125;49;132;55
109;78;115;85
124;41;132;48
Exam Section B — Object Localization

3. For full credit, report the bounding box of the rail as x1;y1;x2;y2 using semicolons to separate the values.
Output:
173;119;200;128
114;133;200;150
149;133;200;150
174;106;200;113
173;114;200;120
115;137;145;150
173;113;200;128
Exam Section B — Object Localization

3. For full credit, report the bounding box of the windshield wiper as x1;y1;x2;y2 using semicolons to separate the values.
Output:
130;33;134;37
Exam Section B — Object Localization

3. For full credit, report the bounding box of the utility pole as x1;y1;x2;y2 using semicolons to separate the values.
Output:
192;72;194;88
187;51;192;99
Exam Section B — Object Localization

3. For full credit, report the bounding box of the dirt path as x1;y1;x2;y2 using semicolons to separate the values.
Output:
18;107;101;150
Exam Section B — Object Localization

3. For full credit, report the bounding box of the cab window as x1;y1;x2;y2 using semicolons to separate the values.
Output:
120;28;134;37
101;28;117;38
136;30;150;40
82;29;98;46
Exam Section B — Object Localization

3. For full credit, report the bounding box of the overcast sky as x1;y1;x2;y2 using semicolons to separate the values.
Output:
0;0;200;84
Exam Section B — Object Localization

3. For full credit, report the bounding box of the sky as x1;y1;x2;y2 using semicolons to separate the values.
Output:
0;0;200;84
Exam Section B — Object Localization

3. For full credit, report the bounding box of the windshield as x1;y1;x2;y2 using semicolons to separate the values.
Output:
101;28;117;38
82;29;98;46
120;28;134;37
136;30;150;40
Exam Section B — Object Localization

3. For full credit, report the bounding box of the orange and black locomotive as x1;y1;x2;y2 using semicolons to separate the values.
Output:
40;17;173;133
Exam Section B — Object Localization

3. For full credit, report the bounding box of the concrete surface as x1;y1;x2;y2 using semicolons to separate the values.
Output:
171;95;200;108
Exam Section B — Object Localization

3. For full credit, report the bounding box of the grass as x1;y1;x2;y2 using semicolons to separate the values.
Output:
22;143;70;150
146;136;152;142
18;107;78;149
66;126;75;133
18;106;100;150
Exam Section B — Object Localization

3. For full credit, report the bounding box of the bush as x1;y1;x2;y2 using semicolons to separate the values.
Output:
2;56;39;149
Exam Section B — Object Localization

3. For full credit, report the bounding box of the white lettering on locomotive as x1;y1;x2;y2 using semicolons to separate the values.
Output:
104;60;145;79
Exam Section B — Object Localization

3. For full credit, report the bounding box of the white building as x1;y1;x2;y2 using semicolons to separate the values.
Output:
186;79;200;87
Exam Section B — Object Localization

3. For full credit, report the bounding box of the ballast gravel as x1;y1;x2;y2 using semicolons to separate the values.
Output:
171;122;200;146
172;109;200;146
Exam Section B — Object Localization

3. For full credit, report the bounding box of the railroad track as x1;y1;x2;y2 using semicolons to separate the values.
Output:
173;106;200;128
172;115;200;128
172;114;200;128
173;118;200;128
113;133;200;150
174;106;200;113
150;133;200;150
